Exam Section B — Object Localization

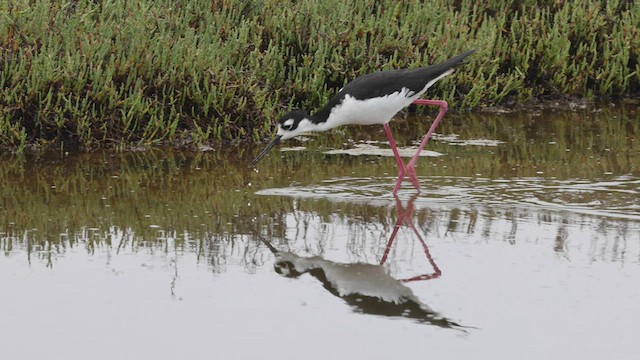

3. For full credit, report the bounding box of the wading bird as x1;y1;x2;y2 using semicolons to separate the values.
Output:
252;228;463;329
250;50;474;194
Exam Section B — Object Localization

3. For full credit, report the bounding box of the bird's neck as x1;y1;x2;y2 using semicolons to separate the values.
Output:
308;112;341;132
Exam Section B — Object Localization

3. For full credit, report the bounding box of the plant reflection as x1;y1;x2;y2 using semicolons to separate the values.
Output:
254;195;464;329
0;106;638;266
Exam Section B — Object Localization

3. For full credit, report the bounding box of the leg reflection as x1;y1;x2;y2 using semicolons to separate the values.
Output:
380;194;441;282
254;200;464;330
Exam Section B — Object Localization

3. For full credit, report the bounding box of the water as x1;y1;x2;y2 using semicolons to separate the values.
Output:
1;106;639;359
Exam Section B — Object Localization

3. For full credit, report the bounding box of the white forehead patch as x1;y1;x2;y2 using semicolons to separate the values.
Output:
283;119;294;127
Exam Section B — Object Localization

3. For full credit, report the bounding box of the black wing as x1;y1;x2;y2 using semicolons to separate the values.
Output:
311;50;474;123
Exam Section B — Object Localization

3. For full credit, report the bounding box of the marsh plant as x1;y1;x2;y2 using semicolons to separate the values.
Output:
1;0;638;152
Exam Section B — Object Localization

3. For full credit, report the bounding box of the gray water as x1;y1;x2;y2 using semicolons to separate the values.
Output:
1;106;639;359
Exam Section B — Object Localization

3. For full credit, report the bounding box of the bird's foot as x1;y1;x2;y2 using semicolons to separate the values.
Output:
407;166;421;192
392;166;421;194
392;167;406;195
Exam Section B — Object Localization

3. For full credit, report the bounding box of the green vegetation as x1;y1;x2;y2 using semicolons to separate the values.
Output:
1;0;638;152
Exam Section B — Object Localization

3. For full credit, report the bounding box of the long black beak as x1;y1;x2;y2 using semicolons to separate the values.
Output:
249;135;282;167
251;230;279;254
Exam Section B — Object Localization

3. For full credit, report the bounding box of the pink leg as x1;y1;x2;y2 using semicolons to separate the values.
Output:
380;195;442;282
384;123;409;194
407;99;448;171
380;195;408;264
385;99;448;194
401;199;442;282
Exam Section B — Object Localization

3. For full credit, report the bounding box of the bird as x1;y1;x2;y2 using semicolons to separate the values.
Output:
252;231;464;329
250;50;475;194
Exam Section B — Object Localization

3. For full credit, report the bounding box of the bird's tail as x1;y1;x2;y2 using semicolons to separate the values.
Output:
429;49;475;73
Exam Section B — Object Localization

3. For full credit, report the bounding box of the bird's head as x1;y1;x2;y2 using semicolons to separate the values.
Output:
272;251;309;278
249;110;313;166
274;260;303;278
276;110;312;141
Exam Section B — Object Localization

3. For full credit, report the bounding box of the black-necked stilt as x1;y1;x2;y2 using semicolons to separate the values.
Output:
250;50;475;194
253;230;462;328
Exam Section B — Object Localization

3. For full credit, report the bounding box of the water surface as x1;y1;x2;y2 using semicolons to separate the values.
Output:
1;106;639;359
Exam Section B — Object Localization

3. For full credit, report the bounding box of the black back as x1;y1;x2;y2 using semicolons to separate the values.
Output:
308;267;464;329
311;50;474;123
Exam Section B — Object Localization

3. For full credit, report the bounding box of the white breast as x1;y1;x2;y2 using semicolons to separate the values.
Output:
323;89;416;129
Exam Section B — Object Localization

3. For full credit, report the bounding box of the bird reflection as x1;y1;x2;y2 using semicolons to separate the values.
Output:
255;195;464;330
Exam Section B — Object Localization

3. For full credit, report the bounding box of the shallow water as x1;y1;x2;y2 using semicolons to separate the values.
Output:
1;106;639;359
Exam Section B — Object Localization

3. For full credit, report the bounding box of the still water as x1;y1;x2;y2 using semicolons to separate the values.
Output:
1;106;639;359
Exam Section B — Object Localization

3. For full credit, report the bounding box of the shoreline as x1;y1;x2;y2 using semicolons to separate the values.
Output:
2;0;638;153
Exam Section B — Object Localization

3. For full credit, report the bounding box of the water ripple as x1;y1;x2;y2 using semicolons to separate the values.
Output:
256;175;640;220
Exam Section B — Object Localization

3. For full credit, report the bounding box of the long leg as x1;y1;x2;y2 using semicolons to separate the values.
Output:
387;99;448;193
401;210;442;282
407;99;448;172
380;195;408;265
384;123;420;194
382;195;442;282
384;123;408;194
401;195;442;282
